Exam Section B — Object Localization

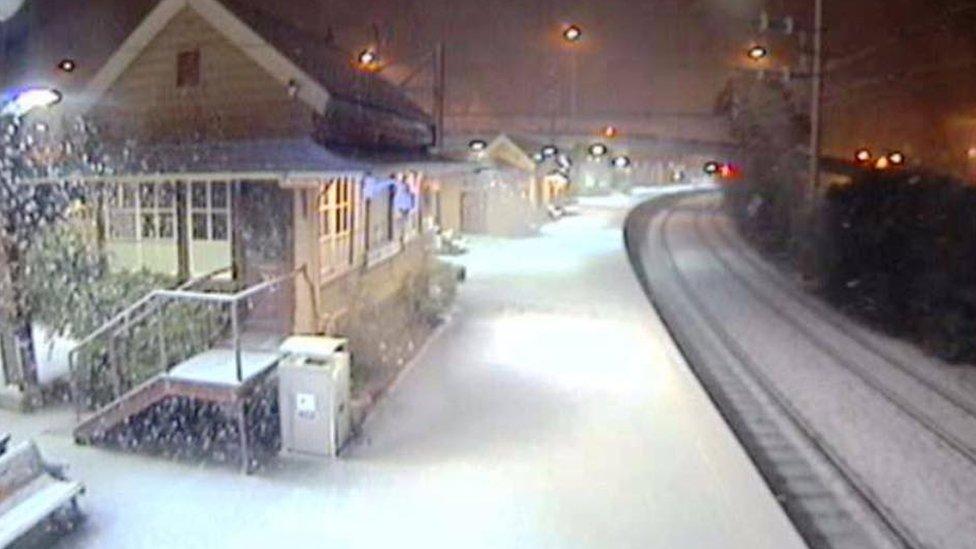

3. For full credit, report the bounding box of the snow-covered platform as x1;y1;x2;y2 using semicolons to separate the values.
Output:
165;349;281;387
6;187;805;547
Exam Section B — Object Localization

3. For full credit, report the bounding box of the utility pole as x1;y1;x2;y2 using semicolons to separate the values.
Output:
433;41;446;150
808;0;824;197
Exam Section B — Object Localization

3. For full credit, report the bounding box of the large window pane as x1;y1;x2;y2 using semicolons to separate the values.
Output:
159;213;175;239
192;213;208;240
141;214;157;239
158;182;175;208
211;213;228;241
191;182;207;209
211;182;228;209
139;183;156;208
122;185;137;208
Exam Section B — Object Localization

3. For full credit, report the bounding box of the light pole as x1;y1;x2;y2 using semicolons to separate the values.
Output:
808;0;824;198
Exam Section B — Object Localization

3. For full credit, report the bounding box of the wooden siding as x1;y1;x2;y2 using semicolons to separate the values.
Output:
89;8;314;143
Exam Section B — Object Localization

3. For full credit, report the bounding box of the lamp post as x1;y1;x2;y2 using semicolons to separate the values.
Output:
809;0;824;198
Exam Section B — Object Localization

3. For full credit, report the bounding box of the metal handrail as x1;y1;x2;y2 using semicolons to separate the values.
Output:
69;267;231;353
152;267;306;382
67;266;231;414
68;264;315;416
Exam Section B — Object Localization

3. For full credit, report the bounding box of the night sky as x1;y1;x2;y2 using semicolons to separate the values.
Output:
4;0;976;165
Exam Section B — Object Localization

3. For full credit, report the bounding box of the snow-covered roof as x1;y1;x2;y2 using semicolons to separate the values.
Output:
2;0;431;126
20;138;443;183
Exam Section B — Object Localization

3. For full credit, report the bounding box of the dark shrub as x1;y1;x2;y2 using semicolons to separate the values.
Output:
822;170;976;363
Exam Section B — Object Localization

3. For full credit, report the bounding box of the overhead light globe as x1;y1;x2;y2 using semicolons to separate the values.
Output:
1;87;63;117
611;155;631;169
588;143;608;157
0;0;26;23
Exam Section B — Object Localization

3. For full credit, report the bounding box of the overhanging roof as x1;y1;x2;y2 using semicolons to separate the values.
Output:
78;0;431;125
19;138;449;183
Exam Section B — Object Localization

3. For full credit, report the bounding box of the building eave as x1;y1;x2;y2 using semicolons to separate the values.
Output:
78;0;331;117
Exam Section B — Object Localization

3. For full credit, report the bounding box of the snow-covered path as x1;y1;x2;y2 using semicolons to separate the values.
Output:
638;192;976;548
2;191;802;548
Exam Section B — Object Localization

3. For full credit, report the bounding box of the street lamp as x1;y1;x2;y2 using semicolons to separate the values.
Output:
603;125;618;139
888;151;905;166
0;0;26;22
57;58;76;73
1;87;62;117
356;48;381;71
855;148;871;163
562;24;582;43
611;155;631;169
588;143;608;157
747;45;769;61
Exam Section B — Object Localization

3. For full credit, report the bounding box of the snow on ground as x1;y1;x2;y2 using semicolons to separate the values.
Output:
2;187;801;548
647;193;976;548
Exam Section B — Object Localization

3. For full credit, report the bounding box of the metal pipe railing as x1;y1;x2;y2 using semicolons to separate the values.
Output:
67;267;232;416
70;265;307;414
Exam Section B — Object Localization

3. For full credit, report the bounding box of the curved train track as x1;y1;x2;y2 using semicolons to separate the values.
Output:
636;196;922;547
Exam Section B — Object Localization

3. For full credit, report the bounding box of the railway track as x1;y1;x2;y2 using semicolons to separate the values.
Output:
706;209;976;420
690;202;976;467
626;194;920;548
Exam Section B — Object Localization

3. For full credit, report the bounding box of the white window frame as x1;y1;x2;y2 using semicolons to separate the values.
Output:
318;177;355;280
104;181;178;244
188;180;232;244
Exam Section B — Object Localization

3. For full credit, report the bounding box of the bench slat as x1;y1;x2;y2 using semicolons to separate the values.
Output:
0;479;83;546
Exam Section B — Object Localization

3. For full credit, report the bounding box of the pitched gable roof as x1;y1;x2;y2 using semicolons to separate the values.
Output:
81;0;430;124
221;1;430;123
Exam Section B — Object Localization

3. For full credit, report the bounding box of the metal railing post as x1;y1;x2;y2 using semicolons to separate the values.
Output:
157;309;167;373
231;300;242;382
107;335;122;400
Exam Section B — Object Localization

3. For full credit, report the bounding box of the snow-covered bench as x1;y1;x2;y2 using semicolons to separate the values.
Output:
0;440;84;546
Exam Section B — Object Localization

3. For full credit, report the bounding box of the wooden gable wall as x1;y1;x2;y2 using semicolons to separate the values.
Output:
88;7;314;143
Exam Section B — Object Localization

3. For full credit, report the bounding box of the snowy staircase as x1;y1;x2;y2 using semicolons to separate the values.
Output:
74;376;167;445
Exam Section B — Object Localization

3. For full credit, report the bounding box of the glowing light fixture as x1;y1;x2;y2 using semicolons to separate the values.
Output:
357;48;381;71
747;45;769;61
468;139;488;152
612;155;631;169
855;148;871;163
1;87;63;117
888;151;905;166
562;24;583;43
588;143;608;157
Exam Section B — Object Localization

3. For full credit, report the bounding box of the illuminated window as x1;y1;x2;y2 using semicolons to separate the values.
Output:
366;185;394;250
177;50;201;88
318;177;355;278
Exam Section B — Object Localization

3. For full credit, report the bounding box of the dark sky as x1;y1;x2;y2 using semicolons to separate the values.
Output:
5;0;976;165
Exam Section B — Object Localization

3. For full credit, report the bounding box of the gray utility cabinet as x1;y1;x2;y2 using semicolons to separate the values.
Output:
277;336;351;457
